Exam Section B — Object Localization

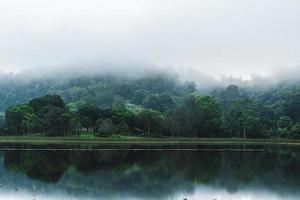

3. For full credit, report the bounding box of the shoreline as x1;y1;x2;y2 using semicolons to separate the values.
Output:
0;136;299;146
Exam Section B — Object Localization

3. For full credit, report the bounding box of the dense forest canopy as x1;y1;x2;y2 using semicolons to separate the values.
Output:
1;71;300;139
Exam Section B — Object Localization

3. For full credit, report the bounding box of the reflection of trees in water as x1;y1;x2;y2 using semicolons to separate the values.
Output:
2;146;300;198
218;150;276;192
4;150;70;183
217;146;300;193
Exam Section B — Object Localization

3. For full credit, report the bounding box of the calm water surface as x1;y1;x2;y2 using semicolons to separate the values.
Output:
0;144;299;200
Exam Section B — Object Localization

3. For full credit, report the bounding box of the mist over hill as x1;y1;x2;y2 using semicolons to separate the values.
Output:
1;64;300;139
0;65;300;113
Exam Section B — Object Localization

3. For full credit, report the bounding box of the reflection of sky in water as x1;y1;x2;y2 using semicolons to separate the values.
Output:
178;186;299;200
0;168;298;200
0;185;299;200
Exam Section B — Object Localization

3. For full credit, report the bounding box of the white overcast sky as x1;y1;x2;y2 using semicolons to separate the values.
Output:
0;0;300;79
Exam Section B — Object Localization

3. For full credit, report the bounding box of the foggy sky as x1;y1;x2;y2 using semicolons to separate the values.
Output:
0;0;300;80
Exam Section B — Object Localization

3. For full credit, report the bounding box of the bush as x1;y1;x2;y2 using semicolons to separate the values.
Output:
116;122;129;135
277;128;290;138
292;123;300;139
95;119;116;136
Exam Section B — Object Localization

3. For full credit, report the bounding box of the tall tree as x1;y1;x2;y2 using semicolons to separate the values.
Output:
135;109;163;136
5;104;34;135
224;99;263;138
166;95;222;137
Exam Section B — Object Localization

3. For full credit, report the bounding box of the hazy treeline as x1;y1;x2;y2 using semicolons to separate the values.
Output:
1;72;300;138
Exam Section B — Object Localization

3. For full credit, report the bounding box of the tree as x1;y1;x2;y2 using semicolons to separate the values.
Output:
131;89;148;105
5;104;34;135
224;99;264;138
277;116;293;138
282;93;300;121
112;102;135;127
29;95;65;112
114;83;133;99
166;105;195;137
218;85;240;110
116;122;129;134
38;107;71;136
166;95;222;137
183;81;197;94
29;95;71;135
21;112;38;135
95;119;116;136
135;109;163;136
143;94;160;110
6;95;71;136
68;113;82;135
77;104;103;130
291;123;300;139
143;93;176;112
193;95;222;137
81;116;93;131
0;116;6;135
277;116;293;129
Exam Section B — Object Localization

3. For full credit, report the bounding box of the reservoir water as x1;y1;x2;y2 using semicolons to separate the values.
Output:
0;144;298;200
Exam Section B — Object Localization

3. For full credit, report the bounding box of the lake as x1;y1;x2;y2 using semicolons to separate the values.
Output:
0;144;299;200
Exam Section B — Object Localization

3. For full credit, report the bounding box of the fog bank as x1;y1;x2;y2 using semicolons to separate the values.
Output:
1;0;300;80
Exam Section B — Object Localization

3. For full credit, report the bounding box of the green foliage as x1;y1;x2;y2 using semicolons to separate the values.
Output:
193;95;222;137
218;85;241;110
183;81;197;94
80;116;92;130
2;73;300;139
68;113;82;135
166;95;222;137
5;104;35;135
143;92;176;112
277;116;293;130
292;123;300;139
282;93;300;121
116;122;129;134
77;103;114;130
78;104;101;121
29;95;65;112
131;89;148;105
224;100;264;138
114;83;133;99
135;109;163;136
67;100;88;112
0;115;5;134
31;95;70;135
112;102;135;127
95;119;116;136
276;116;293;138
5;95;71;136
277;128;290;138
39;107;71;136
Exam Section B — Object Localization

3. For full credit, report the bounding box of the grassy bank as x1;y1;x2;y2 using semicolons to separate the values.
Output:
0;135;299;146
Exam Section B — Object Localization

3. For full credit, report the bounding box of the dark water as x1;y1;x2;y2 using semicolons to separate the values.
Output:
0;144;299;200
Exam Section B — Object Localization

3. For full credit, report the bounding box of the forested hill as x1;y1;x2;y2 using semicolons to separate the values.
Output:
1;72;300;139
0;73;195;112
